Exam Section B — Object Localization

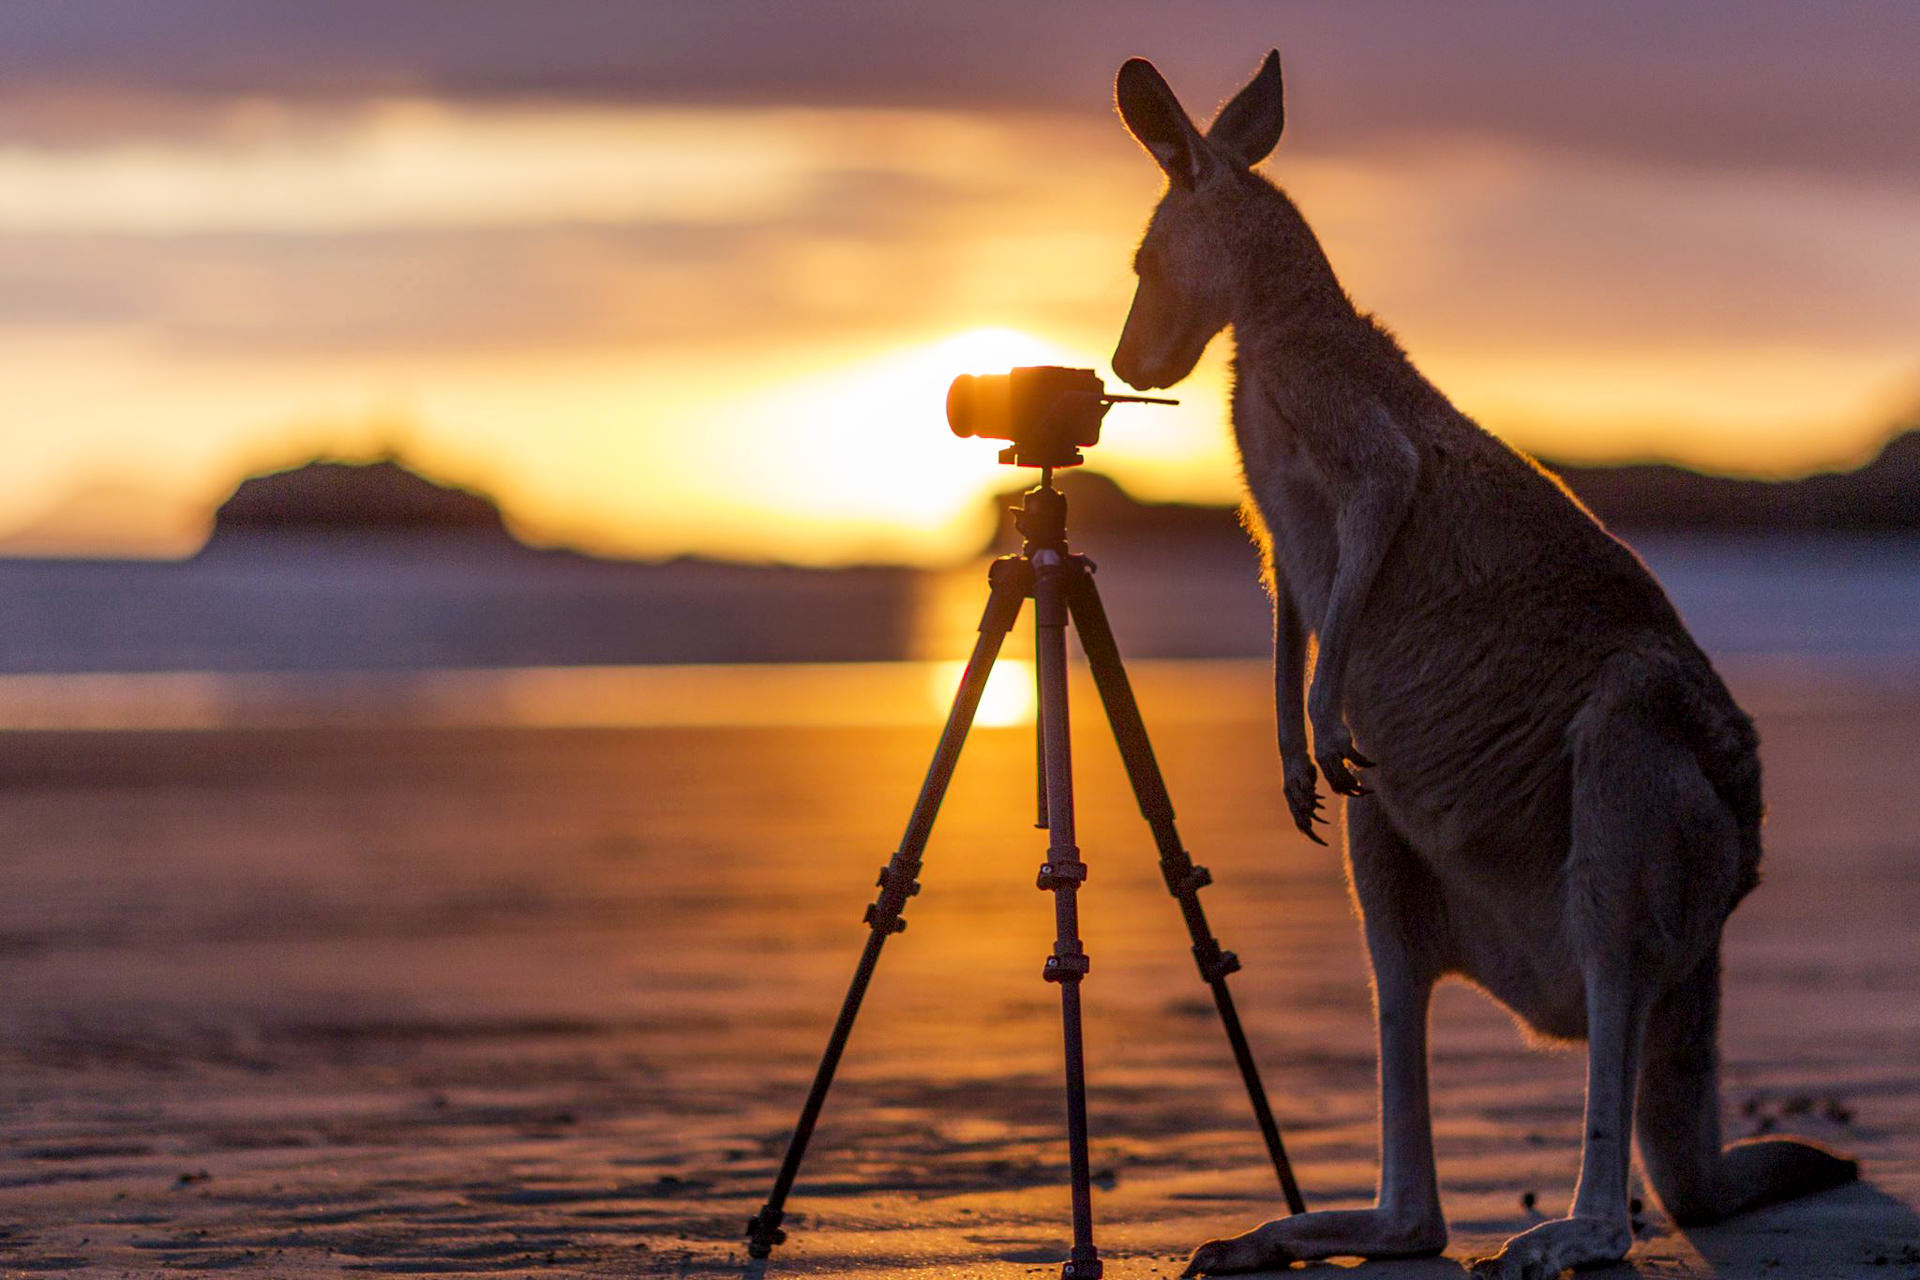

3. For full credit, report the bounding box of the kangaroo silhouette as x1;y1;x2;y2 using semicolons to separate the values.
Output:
1112;51;1858;1279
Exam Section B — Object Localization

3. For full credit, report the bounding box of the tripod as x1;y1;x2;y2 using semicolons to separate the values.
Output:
746;473;1305;1278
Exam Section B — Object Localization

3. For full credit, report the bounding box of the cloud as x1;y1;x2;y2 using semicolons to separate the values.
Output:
3;101;1912;368
2;1;1915;181
0;80;1912;561
0;106;1145;356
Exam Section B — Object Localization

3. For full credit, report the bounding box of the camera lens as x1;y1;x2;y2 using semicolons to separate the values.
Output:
946;374;980;438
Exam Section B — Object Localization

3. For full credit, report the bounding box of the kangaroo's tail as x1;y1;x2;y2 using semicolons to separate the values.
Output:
1635;947;1858;1225
1678;673;1766;902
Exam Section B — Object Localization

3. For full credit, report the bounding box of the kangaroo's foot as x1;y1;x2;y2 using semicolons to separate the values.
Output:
1183;1207;1445;1275
1467;1214;1631;1279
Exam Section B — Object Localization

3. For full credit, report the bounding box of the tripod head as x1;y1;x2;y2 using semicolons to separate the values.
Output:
947;365;1176;468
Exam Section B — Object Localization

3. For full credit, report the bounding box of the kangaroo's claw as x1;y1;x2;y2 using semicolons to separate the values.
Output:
1313;725;1375;798
1318;752;1368;797
1283;756;1328;845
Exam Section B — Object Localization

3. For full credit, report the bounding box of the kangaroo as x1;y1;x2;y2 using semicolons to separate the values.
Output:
1111;51;1858;1279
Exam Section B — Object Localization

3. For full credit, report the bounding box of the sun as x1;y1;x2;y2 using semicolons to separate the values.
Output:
713;326;1096;564
936;326;1069;376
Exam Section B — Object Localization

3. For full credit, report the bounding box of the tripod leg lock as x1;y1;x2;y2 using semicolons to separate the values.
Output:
745;1205;787;1258
863;902;907;934
863;862;921;933
875;863;922;898
1162;858;1212;897
1191;937;1242;982
1035;857;1088;890
1043;942;1091;983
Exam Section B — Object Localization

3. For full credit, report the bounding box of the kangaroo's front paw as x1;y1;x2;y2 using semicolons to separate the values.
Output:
1311;718;1374;797
1281;752;1328;845
1182;1221;1297;1276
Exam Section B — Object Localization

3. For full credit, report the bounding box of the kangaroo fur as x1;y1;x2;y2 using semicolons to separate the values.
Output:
1110;50;1858;1279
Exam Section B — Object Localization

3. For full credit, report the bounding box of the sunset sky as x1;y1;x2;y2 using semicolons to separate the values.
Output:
2;1;1916;562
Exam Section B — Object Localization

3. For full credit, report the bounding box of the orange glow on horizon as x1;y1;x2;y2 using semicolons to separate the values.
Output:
0;101;1911;562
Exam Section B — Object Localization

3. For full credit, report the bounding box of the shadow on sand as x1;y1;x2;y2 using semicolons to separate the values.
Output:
1230;1182;1913;1279
1678;1180;1920;1276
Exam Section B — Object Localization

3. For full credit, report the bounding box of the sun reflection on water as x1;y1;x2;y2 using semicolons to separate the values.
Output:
930;658;1035;728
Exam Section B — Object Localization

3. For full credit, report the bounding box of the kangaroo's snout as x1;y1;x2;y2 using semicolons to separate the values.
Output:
1111;343;1157;392
1111;340;1170;393
1114;274;1207;391
1112;325;1207;392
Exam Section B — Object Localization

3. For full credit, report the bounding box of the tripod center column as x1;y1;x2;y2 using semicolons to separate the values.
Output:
1032;549;1088;972
1032;547;1102;1280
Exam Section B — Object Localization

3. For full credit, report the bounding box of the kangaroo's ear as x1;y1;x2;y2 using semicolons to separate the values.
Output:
1116;57;1211;190
1207;49;1284;168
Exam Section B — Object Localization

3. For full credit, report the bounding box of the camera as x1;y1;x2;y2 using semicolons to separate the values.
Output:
947;365;1175;469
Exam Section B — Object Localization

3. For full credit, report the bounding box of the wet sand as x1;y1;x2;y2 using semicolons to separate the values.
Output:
0;665;1914;1277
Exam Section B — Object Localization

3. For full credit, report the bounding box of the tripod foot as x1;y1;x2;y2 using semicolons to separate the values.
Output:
1062;1246;1103;1278
746;1206;787;1259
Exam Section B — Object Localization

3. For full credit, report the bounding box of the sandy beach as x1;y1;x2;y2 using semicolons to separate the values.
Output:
0;660;1912;1278
6;3;1917;1275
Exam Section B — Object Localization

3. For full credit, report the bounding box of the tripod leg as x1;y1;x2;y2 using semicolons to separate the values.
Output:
1032;551;1103;1280
746;558;1031;1260
1065;564;1308;1215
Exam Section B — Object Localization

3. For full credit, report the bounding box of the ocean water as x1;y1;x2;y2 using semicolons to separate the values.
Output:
0;533;1911;729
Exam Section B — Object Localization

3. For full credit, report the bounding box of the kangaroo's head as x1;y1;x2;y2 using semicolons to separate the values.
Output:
1112;51;1289;391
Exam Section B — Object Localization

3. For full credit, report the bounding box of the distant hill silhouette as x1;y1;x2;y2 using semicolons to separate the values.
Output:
987;428;1920;552
203;458;517;549
1550;430;1920;532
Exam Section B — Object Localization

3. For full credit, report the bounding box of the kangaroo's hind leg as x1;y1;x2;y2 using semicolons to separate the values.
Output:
1184;798;1447;1275
1472;685;1729;1279
1470;946;1647;1279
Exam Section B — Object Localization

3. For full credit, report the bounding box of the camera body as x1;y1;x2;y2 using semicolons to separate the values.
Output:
947;366;1108;468
948;365;1172;469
